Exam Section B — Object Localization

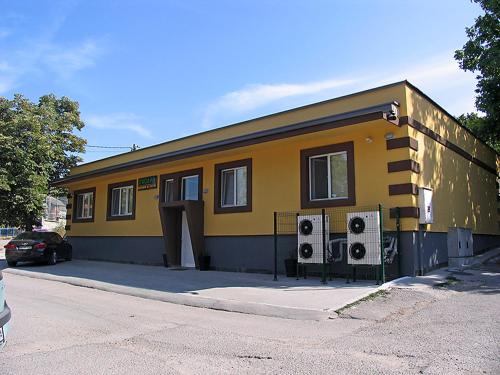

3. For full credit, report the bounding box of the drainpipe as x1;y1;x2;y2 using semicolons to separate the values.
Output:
417;224;425;276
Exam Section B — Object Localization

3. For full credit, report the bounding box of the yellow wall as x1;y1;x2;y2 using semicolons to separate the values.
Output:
405;86;496;167
64;81;499;239
67;118;414;237
405;85;498;235
408;127;498;234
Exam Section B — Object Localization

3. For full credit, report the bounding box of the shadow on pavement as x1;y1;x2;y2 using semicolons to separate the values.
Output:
0;258;376;295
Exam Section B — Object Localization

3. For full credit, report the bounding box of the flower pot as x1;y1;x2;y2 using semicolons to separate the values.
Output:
198;255;211;271
284;258;297;277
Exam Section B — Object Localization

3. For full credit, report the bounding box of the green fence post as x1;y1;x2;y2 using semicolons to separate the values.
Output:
378;204;385;284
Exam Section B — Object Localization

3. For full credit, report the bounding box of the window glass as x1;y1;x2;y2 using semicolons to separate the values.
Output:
330;153;348;198
181;175;199;200
221;166;247;207
127;186;133;214
76;192;93;219
76;194;84;218
111;189;120;216
120;188;128;214
164;179;174;202
310;152;348;201
310;156;328;200
16;232;52;240
111;185;133;216
221;169;235;206
236;167;247;206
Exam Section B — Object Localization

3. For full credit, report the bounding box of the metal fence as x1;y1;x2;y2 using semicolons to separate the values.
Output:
0;228;21;238
273;204;402;284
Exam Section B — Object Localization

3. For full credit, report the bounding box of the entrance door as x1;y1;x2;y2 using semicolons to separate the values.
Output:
181;211;195;267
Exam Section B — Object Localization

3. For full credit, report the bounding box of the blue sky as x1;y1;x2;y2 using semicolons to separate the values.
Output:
0;0;482;163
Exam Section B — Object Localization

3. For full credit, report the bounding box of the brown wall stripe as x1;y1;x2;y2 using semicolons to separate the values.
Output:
387;159;420;173
388;183;419;196
390;206;420;218
386;136;419;151
400;116;497;176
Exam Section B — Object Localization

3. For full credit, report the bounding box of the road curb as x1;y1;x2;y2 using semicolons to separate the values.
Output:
3;268;334;321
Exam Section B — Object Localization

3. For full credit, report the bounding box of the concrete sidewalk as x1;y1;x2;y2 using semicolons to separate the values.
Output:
1;259;380;320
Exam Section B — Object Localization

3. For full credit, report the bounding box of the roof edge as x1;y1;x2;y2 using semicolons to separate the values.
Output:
403;80;498;156
73;80;408;171
53;102;399;186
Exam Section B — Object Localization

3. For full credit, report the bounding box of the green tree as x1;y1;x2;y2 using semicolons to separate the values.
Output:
0;94;86;228
455;0;500;152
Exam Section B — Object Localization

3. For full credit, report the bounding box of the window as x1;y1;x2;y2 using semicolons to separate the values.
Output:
309;152;348;200
164;179;174;202
159;168;203;203
76;192;94;218
181;175;199;200
72;187;96;223
106;180;136;220
221;166;247;207
111;185;134;216
214;159;252;214
300;142;355;208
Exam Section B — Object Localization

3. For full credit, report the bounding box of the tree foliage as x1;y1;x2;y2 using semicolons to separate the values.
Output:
455;0;500;151
0;94;86;228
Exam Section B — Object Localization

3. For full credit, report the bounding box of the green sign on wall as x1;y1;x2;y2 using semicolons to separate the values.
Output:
138;175;157;190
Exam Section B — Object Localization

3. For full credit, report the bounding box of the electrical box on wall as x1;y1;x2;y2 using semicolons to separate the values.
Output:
418;187;433;224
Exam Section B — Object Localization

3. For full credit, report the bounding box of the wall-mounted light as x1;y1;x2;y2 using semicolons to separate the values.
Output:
385;132;394;140
365;136;373;143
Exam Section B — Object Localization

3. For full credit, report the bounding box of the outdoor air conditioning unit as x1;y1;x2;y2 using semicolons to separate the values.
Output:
297;214;329;264
347;211;381;265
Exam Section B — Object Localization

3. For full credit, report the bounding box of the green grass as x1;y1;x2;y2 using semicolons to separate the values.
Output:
335;289;389;315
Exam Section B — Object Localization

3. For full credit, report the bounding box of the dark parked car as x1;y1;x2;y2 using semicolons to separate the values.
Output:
3;231;72;267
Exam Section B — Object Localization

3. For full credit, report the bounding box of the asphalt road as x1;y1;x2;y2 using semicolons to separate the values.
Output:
1;259;499;375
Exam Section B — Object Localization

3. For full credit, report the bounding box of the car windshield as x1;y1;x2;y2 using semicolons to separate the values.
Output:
15;232;53;241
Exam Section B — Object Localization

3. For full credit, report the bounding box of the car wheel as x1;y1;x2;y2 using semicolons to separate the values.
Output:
7;260;17;267
47;250;57;265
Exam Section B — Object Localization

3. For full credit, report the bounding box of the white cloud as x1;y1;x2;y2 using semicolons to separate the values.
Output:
85;113;153;139
0;35;105;94
0;29;12;39
202;52;477;129
43;39;102;78
375;53;476;92
202;78;360;128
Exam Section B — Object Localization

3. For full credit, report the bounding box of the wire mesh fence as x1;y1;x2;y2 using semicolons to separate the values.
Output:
0;227;21;238
273;204;401;283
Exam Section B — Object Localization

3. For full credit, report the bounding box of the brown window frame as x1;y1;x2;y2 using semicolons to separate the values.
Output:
159;168;203;203
214;158;252;214
300;141;355;209
106;180;137;221
72;187;96;223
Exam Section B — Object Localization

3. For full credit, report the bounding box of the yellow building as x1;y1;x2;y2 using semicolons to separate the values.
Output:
54;81;499;276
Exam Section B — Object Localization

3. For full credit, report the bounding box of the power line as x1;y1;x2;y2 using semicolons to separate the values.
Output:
86;145;132;149
86;144;140;151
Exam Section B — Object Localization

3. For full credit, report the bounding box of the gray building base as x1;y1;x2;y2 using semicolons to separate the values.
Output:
69;232;499;277
68;236;165;265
